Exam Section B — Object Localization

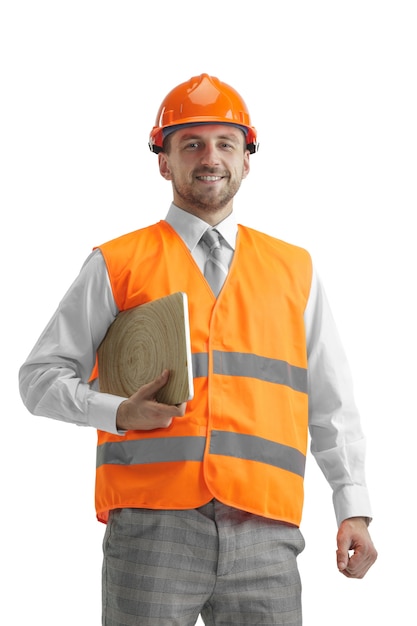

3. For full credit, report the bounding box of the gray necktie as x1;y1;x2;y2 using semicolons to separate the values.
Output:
201;228;229;296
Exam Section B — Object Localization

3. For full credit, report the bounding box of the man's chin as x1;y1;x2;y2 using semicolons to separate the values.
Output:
181;194;231;213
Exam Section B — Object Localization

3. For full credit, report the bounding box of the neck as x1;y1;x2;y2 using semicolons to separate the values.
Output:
173;202;233;226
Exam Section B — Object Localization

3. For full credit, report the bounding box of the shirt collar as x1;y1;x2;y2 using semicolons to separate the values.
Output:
165;203;238;252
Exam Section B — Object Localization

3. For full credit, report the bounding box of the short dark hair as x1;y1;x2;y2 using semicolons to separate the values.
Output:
162;133;173;155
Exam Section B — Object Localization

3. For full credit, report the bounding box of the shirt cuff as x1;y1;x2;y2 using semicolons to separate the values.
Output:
333;484;373;527
87;391;127;435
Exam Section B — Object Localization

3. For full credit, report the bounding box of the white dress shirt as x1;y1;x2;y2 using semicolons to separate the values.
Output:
19;203;373;525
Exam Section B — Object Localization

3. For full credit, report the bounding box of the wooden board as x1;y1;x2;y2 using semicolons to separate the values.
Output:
97;292;194;404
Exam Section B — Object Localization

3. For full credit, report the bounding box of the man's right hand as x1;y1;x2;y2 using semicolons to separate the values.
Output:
116;369;187;431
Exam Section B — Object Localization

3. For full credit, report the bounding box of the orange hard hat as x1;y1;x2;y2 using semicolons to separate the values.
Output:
149;73;258;154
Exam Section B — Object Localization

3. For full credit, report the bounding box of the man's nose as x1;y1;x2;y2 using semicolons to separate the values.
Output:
200;143;220;166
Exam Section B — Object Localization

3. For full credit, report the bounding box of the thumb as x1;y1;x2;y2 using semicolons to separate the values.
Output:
138;369;170;400
337;548;349;572
336;535;351;572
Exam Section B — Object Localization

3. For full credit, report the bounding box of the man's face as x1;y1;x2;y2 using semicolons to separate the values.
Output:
158;125;250;221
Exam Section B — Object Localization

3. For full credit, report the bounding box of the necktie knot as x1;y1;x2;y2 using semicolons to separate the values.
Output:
201;228;221;251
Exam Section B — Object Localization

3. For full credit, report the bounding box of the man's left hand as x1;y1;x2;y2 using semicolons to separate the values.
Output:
336;516;378;578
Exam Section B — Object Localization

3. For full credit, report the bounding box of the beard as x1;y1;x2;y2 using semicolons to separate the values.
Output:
171;167;244;213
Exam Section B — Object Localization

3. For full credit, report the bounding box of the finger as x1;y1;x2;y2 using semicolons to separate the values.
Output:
138;369;170;399
176;402;187;416
144;400;185;420
341;561;366;578
339;547;372;578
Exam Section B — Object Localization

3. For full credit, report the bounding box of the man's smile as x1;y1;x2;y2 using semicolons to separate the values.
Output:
196;175;224;182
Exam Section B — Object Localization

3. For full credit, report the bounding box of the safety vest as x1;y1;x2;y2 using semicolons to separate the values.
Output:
95;220;312;526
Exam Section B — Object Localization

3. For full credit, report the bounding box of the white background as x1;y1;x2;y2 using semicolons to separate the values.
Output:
2;1;416;623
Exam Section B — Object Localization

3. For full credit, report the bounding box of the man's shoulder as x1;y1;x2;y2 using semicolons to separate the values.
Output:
238;224;310;257
97;221;168;250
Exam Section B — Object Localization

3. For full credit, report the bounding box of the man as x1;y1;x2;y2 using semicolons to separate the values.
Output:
19;73;377;625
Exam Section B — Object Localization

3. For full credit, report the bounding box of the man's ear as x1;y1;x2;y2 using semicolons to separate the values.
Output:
158;153;172;180
242;151;250;180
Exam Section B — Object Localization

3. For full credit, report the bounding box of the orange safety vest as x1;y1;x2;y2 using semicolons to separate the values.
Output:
94;220;312;526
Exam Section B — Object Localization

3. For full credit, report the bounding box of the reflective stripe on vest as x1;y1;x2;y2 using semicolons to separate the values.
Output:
194;350;307;392
97;431;306;477
212;350;307;392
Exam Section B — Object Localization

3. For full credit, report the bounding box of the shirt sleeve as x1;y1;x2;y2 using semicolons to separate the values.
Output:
305;266;373;526
18;249;125;434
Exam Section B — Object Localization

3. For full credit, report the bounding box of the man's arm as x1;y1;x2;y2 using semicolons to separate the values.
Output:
305;268;377;576
19;250;123;433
